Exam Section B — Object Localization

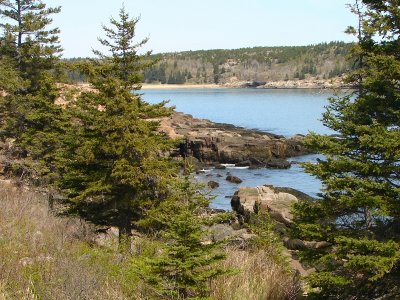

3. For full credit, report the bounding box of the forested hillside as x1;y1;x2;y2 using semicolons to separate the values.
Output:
143;42;354;84
65;42;354;85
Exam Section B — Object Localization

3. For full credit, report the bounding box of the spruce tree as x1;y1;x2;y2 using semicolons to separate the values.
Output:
0;0;62;92
58;7;177;250
137;173;229;299
92;6;152;90
0;32;23;92
0;0;66;183
293;1;400;297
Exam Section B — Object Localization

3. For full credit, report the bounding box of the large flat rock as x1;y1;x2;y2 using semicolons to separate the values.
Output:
160;112;310;167
231;185;313;225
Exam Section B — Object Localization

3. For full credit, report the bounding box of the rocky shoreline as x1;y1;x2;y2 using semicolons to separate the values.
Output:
223;77;354;89
160;112;311;169
142;77;355;90
54;83;312;171
228;184;321;277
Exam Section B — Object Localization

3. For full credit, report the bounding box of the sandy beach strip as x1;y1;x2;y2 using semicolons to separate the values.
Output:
141;83;224;90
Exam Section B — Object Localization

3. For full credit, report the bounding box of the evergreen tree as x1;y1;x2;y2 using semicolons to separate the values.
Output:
58;7;178;251
0;32;23;92
0;0;62;92
293;1;400;297
0;0;66;183
93;6;152;90
213;63;220;84
137;173;229;299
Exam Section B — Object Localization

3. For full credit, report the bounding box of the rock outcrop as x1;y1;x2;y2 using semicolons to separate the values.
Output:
50;85;310;169
208;223;256;247
226;175;242;184
231;185;312;225
159;112;310;168
231;185;328;277
207;181;219;189
221;77;354;89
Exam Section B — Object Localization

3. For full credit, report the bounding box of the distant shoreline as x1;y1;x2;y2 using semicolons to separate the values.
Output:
64;80;352;92
141;79;352;90
141;83;223;90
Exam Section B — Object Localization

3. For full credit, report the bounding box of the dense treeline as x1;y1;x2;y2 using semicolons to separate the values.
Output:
142;42;354;84
63;42;354;85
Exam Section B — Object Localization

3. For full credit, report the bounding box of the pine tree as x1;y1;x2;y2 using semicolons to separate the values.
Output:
92;6;152;90
0;0;62;92
137;173;229;299
0;0;66;183
293;1;400;297
0;32;23;92
58;7;178;251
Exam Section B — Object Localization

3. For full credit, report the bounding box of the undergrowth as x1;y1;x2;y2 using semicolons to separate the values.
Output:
0;181;298;299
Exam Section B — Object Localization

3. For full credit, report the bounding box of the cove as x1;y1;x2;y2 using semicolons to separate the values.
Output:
142;88;336;210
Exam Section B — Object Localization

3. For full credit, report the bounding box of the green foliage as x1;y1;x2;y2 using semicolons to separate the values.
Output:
0;82;68;182
293;1;400;297
57;8;178;250
58;76;176;229
0;57;23;91
93;6;152;89
0;0;62;92
137;175;229;299
167;70;186;84
144;63;167;84
0;0;66;184
0;32;24;91
140;42;354;84
247;211;285;254
66;42;355;84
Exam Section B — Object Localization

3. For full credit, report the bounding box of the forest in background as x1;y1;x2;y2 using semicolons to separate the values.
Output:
66;42;354;84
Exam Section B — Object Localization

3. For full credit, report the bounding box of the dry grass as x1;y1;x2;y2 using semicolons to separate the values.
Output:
0;180;300;299
211;248;300;300
0;181;129;300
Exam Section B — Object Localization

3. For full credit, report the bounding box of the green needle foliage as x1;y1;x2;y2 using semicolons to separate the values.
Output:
57;7;178;251
0;83;67;183
0;32;24;92
92;5;153;90
136;173;229;299
293;0;400;297
0;0;62;92
0;0;66;184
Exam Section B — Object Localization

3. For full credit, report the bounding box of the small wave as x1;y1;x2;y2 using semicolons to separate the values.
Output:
220;164;235;167
218;164;249;170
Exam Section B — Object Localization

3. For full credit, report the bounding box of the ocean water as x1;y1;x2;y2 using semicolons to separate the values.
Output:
141;88;337;136
142;88;335;210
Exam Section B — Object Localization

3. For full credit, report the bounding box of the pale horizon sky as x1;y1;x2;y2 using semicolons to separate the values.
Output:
43;0;358;58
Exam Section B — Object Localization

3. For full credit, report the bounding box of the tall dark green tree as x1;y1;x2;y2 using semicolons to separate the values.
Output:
0;0;62;92
0;0;66;183
0;32;23;92
58;7;177;250
293;0;400;297
137;173;229;299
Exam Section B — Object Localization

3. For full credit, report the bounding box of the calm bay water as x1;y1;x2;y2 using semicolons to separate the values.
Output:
142;88;334;210
142;88;336;136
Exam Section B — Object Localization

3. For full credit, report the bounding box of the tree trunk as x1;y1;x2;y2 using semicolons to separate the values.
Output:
179;287;188;299
17;0;22;49
118;219;132;253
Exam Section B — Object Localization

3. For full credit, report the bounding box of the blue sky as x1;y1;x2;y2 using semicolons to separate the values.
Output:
45;0;358;58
